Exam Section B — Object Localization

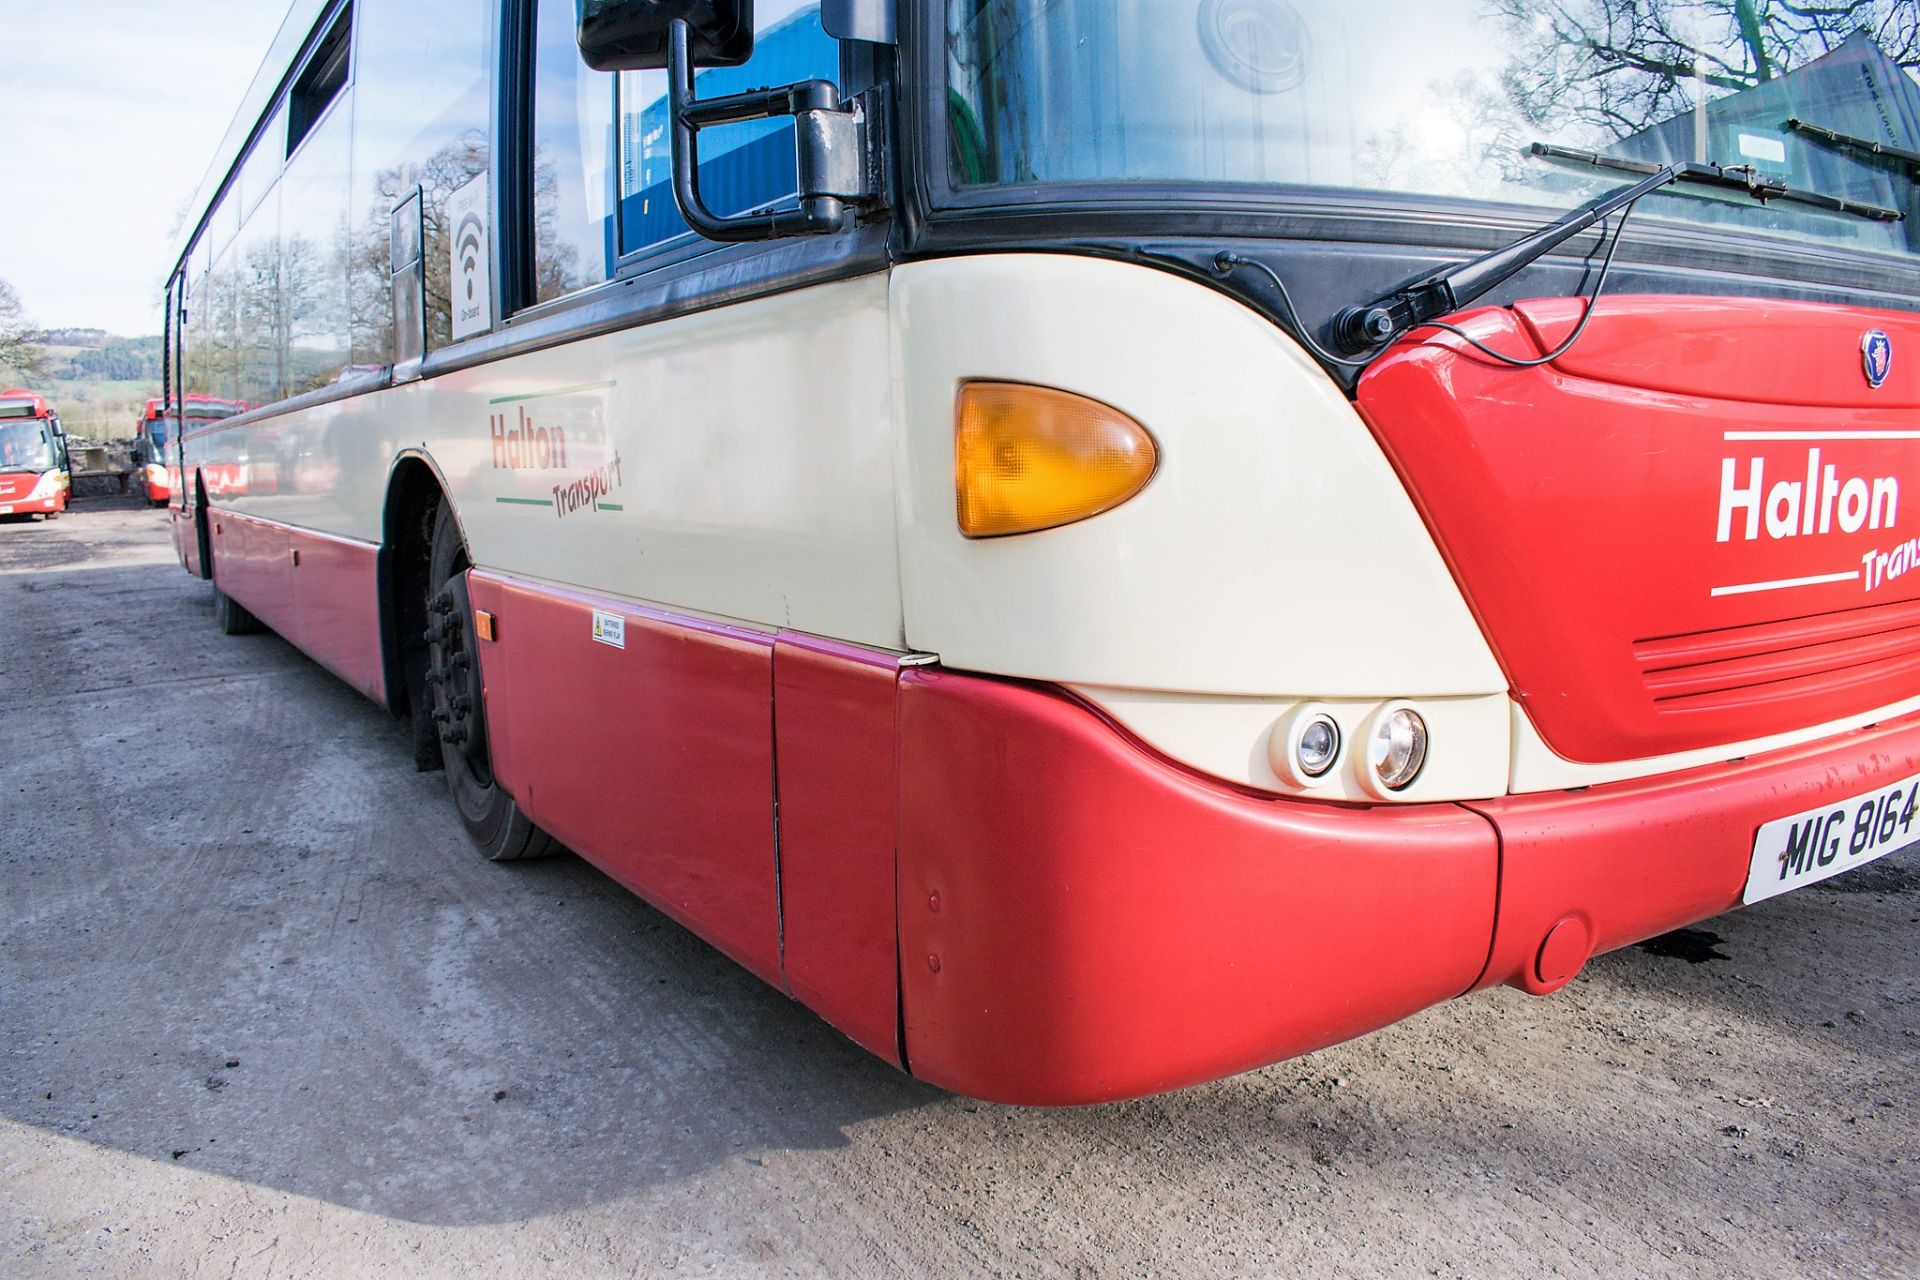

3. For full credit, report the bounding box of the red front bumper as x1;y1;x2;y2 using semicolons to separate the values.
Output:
897;670;1920;1105
0;490;65;515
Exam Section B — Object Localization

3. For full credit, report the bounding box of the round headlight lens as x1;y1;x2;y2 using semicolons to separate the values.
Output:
1295;714;1340;778
1369;707;1428;791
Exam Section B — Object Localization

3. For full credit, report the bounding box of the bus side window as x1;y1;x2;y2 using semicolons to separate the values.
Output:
531;0;618;305
614;3;838;260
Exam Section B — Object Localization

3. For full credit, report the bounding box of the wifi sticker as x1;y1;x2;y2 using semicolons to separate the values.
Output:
447;173;492;342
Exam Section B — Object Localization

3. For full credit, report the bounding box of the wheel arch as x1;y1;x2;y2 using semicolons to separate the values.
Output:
191;470;214;581
378;451;454;723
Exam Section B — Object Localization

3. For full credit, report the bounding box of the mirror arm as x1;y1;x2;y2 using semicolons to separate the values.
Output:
667;19;874;243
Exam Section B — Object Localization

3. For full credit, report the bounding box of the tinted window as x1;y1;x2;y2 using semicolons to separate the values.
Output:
281;101;353;392
237;105;286;220
235;183;282;404
531;0;616;304
351;0;493;359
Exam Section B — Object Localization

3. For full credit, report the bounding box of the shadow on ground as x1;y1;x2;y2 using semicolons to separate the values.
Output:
0;534;939;1226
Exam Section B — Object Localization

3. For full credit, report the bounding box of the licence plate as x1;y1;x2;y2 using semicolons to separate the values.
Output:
1744;771;1920;904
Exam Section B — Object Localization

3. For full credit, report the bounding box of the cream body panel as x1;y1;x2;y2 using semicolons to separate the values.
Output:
891;254;1505;698
1074;685;1512;802
185;273;903;647
1508;692;1920;793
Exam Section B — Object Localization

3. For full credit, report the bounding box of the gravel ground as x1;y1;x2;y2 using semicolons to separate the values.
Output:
2;501;1916;1279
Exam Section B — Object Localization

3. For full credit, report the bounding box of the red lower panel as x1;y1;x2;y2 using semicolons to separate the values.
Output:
288;526;385;703
772;636;902;1066
206;510;384;702
1469;707;1920;995
470;572;782;987
896;671;1499;1106
210;509;291;634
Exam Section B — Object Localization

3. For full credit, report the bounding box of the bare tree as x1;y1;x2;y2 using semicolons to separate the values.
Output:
0;279;45;381
1489;0;1920;139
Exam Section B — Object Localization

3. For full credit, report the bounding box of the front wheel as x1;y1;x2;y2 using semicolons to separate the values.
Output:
424;502;556;862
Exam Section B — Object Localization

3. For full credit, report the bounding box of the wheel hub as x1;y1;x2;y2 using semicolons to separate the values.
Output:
424;577;487;766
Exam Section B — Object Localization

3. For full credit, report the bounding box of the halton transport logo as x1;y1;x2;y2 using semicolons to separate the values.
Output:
1862;330;1892;390
485;381;623;518
1714;441;1911;598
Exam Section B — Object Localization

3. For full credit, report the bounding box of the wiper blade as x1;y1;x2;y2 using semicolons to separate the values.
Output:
1532;142;1904;222
1786;117;1920;183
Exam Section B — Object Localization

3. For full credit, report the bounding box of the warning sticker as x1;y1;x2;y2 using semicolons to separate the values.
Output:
591;610;626;650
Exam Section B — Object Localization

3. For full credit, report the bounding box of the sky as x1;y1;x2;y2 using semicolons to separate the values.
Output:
0;0;288;337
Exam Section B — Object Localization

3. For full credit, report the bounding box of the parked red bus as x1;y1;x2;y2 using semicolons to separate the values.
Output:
133;395;247;506
0;389;70;520
159;0;1920;1103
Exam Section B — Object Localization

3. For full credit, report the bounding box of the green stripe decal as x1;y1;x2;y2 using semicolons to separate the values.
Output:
597;503;624;512
495;497;554;507
488;379;617;405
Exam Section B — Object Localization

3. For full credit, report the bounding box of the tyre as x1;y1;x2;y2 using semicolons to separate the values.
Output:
424;502;556;861
213;584;260;635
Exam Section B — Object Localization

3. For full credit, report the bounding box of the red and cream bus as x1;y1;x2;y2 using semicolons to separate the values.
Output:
133;395;248;506
160;0;1920;1103
0;389;70;520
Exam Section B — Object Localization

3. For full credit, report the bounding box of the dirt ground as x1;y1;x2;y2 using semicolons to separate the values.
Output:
2;500;1915;1279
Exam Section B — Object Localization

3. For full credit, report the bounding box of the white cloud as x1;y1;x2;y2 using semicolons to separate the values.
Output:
0;0;287;336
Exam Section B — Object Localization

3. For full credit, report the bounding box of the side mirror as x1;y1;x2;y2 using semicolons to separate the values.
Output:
576;0;754;72
577;3;882;243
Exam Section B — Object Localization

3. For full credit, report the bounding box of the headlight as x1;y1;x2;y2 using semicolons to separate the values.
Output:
27;471;61;499
1270;704;1343;787
1365;704;1429;793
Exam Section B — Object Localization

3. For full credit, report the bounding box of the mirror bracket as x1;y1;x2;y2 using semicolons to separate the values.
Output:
667;18;881;242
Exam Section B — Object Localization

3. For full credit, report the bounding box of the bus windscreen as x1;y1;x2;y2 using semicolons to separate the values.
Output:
0;420;57;472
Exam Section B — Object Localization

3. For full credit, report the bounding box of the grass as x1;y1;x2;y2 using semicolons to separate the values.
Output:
42;376;158;441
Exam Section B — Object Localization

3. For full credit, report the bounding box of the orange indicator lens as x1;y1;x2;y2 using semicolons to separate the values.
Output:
954;382;1158;538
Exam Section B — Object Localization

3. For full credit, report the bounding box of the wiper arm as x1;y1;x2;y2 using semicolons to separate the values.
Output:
1329;158;1680;353
1329;142;1902;356
1786;118;1920;183
1534;143;1905;221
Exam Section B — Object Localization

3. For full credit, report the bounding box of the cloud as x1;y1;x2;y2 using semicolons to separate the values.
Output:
0;1;286;336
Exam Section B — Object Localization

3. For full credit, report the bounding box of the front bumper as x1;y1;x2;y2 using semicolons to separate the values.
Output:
896;669;1920;1105
0;490;66;515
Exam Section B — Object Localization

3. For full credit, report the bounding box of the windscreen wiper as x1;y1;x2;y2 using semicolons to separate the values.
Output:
1787;118;1920;183
1325;143;1902;356
1533;143;1905;220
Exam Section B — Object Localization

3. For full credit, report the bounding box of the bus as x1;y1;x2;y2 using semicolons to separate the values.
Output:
157;0;1920;1105
0;389;70;520
133;395;249;506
